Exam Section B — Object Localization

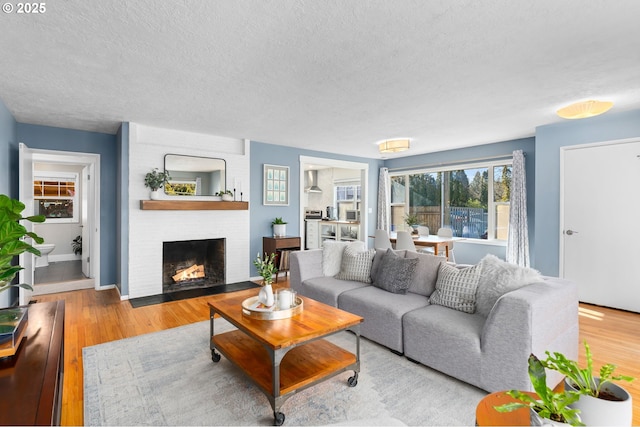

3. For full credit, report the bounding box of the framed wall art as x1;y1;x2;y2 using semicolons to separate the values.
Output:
263;164;289;206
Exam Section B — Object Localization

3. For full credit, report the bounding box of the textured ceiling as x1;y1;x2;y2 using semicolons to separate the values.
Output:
2;0;640;159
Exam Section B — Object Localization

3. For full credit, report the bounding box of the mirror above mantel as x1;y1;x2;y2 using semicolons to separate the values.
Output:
164;154;226;196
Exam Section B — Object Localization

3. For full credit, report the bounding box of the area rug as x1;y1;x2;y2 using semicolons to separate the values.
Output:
83;319;487;426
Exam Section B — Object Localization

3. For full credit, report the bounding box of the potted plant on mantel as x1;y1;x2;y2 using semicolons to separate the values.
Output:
272;217;287;238
144;168;171;200
215;190;234;201
0;195;46;296
494;353;583;426
541;341;635;426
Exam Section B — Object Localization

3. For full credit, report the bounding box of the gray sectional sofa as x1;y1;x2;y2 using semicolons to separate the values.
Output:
289;243;579;393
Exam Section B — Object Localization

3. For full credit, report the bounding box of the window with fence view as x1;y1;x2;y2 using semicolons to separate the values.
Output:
390;161;512;240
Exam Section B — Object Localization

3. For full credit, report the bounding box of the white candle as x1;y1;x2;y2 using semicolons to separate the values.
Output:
278;290;292;309
238;180;242;193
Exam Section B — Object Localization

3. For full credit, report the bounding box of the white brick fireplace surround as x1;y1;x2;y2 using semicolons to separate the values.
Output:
127;123;250;299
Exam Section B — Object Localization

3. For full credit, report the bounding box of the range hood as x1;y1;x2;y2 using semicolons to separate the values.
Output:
304;170;322;193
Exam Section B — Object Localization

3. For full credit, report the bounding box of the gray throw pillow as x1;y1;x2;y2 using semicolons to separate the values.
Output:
404;251;446;297
334;245;375;283
475;254;544;317
430;263;482;314
372;248;418;294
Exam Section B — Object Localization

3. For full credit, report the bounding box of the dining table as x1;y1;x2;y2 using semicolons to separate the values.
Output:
387;232;464;260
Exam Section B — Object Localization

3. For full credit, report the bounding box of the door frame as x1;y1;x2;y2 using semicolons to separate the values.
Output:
21;146;101;291
559;136;640;277
299;156;369;249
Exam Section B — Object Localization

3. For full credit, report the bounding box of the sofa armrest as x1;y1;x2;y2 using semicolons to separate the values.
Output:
289;249;323;293
480;278;579;392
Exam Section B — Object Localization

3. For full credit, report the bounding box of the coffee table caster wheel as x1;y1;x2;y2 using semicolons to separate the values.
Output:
274;411;285;426
347;373;358;387
211;350;221;363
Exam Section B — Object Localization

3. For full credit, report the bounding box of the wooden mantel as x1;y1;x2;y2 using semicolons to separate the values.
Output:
140;200;249;210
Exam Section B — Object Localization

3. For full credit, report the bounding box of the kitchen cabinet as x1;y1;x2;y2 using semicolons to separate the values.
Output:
305;220;320;249
319;221;360;243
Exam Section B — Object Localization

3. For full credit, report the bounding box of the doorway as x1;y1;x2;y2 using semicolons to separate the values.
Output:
19;145;101;300
299;156;369;250
560;138;640;313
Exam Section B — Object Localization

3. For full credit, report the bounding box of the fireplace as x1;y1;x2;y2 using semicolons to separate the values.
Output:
162;238;225;294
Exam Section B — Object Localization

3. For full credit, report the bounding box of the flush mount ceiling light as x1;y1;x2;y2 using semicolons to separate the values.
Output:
378;139;410;153
556;100;613;119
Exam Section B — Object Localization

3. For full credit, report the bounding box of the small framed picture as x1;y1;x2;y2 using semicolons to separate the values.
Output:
263;164;289;206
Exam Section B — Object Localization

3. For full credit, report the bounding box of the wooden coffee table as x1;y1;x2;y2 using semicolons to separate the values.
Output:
208;288;363;426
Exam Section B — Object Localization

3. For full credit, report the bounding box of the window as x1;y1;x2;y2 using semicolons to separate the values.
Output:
334;182;361;221
389;160;512;240
33;173;79;223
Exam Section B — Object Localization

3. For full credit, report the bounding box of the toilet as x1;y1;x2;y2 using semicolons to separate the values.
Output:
34;243;56;268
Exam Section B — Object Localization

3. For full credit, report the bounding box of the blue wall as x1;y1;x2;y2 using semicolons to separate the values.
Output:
383;138;536;265
0;100;17;197
0;100;18;307
116;123;129;295
16;123;118;286
249;141;383;276
534;109;640;276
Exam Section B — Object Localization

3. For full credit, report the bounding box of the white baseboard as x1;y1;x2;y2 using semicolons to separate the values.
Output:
49;254;81;263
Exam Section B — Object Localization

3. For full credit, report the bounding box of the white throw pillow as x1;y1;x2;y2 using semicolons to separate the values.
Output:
322;240;364;276
475;254;544;317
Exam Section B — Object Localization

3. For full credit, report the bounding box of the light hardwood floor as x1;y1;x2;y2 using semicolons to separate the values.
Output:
35;282;640;426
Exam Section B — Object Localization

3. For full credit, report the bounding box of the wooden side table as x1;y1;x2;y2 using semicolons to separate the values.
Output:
263;236;301;282
475;391;536;426
0;300;65;426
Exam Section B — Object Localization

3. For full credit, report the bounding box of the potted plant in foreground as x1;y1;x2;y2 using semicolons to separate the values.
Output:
494;354;582;426
144;168;171;200
272;217;287;237
541;341;635;426
253;252;277;308
0;194;45;296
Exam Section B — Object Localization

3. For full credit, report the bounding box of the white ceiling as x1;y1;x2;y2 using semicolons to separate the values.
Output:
2;0;640;159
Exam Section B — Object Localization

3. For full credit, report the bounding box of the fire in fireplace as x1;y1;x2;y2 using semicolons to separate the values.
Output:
162;238;225;293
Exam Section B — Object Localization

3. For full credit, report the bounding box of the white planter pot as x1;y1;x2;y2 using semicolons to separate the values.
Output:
258;283;274;307
530;408;578;426
565;378;632;426
150;190;160;200
273;224;286;237
221;194;233;201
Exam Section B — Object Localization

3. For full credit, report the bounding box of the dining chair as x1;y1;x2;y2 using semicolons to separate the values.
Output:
416;226;433;254
395;231;417;252
374;229;393;250
437;227;455;262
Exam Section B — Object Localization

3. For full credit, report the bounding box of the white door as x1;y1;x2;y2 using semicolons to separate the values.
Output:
561;139;640;313
18;143;35;305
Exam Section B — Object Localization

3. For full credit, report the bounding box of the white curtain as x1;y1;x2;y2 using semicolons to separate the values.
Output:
377;167;390;231
506;150;530;267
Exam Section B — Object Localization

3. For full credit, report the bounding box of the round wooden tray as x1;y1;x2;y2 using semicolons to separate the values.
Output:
241;295;304;320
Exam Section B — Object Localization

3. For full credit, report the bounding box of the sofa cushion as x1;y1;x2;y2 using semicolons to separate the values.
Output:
370;248;406;281
429;263;482;314
371;248;417;294
300;276;369;307
404;251;446;297
335;245;375;283
475;254;544;317
322;240;364;276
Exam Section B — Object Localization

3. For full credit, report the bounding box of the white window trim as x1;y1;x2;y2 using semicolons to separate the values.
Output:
34;171;79;223
389;159;513;241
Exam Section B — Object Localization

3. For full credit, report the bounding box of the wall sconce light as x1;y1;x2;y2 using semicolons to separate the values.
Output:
556;100;613;119
378;139;410;154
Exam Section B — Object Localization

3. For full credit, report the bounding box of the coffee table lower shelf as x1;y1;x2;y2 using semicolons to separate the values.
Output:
211;328;359;425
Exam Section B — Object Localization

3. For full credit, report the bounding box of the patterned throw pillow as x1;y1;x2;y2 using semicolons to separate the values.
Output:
372;248;418;294
335;245;375;283
429;263;482;314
